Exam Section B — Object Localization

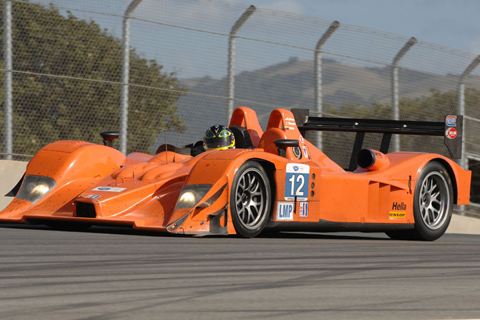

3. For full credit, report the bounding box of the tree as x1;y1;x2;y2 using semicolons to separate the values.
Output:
321;88;480;168
0;1;186;156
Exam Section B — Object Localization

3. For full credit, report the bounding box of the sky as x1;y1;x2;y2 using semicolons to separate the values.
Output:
29;0;480;78
227;0;480;54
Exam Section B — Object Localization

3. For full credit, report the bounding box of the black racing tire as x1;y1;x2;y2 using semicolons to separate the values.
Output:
230;161;272;238
386;161;453;241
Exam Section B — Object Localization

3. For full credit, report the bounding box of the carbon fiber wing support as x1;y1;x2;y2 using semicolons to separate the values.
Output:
291;109;463;171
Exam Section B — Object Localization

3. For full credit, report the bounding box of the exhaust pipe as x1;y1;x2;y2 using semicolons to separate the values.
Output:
356;149;390;171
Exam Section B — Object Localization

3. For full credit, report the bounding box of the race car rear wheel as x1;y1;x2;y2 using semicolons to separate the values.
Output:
230;161;272;238
386;161;453;241
413;161;453;240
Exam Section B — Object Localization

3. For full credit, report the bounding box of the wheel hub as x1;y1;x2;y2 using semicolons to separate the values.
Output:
242;192;250;204
422;193;431;206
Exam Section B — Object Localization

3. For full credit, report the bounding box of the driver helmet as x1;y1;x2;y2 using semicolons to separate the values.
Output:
203;125;235;150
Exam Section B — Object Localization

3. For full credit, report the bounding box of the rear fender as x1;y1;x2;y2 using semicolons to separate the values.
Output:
428;158;470;205
386;152;470;205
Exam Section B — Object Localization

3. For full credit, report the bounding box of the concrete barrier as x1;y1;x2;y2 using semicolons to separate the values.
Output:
0;160;479;235
447;213;480;235
0;160;27;211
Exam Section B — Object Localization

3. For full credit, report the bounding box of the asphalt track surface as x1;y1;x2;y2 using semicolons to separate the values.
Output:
1;224;480;320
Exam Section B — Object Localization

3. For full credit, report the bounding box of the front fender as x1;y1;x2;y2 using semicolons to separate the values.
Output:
167;149;285;235
0;141;126;219
27;140;126;181
186;149;286;185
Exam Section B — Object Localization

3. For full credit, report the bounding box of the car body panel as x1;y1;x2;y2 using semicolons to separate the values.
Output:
0;107;471;238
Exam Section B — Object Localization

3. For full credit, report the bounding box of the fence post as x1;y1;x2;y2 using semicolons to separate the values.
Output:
458;55;480;171
227;5;255;124
120;0;142;154
314;21;339;149
3;0;13;160
391;37;416;152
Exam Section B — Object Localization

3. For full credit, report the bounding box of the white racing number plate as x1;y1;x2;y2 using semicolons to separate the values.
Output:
284;163;309;201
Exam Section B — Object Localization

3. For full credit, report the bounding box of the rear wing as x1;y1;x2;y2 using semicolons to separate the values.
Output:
291;109;463;171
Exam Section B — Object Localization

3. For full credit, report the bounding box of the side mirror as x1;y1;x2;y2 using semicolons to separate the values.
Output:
274;139;299;157
100;131;119;147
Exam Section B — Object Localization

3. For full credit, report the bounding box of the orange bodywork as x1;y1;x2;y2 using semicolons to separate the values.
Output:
0;107;471;236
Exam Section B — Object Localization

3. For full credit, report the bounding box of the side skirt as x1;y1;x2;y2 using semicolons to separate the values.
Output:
266;219;414;232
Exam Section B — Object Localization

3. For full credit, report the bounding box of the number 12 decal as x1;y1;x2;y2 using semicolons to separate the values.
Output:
284;163;310;201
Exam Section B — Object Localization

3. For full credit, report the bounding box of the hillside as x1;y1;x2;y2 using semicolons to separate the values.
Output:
172;58;480;148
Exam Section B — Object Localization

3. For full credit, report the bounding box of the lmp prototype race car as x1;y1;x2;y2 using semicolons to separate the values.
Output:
0;107;471;241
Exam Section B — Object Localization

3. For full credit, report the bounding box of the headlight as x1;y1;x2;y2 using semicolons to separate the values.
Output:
16;175;56;203
174;184;212;210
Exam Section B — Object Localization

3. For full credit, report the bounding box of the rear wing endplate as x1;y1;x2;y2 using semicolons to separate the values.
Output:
291;109;463;170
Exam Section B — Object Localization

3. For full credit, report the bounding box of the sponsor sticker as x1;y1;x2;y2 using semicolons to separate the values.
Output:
302;146;308;158
284;117;297;130
284;117;296;126
389;211;406;219
84;194;101;199
284;163;310;201
299;202;308;217
389;202;406;219
299;135;304;143
392;202;406;210
446;115;457;127
92;186;126;192
446;127;458;139
277;202;294;220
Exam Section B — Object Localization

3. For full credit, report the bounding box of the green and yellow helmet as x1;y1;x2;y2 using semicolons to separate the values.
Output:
203;125;235;150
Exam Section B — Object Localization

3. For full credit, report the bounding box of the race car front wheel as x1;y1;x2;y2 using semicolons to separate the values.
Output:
386;161;453;241
230;161;272;238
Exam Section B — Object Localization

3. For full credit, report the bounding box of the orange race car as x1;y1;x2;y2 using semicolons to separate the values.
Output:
0;107;471;241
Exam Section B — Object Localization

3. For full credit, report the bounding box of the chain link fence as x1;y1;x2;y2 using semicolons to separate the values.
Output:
2;0;480;215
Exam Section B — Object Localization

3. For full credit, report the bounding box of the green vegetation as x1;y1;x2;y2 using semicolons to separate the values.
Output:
316;88;480;181
0;1;185;155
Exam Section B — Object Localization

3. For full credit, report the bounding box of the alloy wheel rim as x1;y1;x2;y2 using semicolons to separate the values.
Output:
235;168;267;230
419;171;450;230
